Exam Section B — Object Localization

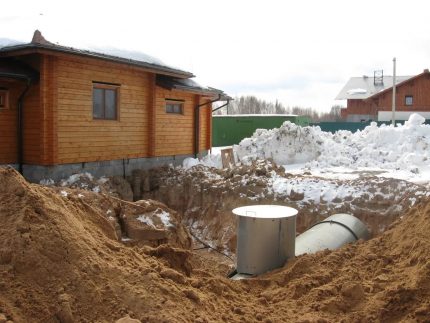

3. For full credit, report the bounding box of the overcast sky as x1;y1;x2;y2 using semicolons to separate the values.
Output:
2;0;430;112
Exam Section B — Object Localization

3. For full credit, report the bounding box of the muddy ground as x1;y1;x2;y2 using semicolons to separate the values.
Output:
1;166;430;322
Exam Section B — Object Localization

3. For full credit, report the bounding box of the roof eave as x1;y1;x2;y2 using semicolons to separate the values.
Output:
0;43;194;79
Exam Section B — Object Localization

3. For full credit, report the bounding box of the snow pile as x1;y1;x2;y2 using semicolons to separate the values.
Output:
233;114;430;183
235;123;327;165
183;153;223;169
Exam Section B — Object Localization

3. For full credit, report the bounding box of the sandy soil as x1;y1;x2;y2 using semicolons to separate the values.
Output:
2;167;430;322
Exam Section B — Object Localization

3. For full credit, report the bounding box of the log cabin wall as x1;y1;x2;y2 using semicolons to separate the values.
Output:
0;80;22;164
1;52;213;170
198;97;212;152
55;54;153;164
154;87;197;156
0;54;42;165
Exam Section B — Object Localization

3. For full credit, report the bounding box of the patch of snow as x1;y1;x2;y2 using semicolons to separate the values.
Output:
155;209;173;227
0;38;25;49
92;186;100;193
136;215;155;227
60;190;68;197
347;88;367;95
60;172;94;186
40;178;55;186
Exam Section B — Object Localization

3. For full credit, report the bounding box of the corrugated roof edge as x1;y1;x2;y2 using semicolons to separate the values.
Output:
0;42;194;78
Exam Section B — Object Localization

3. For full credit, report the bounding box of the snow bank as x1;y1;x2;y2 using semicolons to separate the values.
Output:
232;114;430;182
187;113;430;183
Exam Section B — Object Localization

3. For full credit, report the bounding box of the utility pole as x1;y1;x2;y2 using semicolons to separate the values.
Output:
391;57;396;125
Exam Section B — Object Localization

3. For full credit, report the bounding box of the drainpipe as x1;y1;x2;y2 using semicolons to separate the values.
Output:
211;99;230;113
194;94;221;158
17;78;32;174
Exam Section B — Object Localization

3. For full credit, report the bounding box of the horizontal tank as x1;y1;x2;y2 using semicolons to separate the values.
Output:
233;205;297;275
295;213;370;256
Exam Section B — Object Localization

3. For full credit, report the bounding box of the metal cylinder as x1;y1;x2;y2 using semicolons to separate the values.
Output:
295;213;370;256
233;205;297;275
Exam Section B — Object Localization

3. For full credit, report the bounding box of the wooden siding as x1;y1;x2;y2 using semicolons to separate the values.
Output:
0;80;21;163
198;98;212;151
0;54;42;165
2;52;214;166
154;87;197;156
377;73;430;111
55;55;153;164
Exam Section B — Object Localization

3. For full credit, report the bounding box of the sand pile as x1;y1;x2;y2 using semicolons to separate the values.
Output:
247;196;430;322
0;168;205;322
3;167;430;322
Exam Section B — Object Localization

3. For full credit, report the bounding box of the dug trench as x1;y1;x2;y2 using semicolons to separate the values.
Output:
134;160;428;255
2;167;430;322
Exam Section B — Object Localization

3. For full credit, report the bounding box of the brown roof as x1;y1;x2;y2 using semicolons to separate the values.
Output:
0;30;194;79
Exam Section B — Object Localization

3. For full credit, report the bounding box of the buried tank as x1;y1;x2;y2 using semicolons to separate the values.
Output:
295;213;370;256
233;205;298;276
230;209;370;279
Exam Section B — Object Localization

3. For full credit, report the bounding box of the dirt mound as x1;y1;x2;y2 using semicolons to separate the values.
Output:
246;198;430;322
3;167;430;322
0;168;201;322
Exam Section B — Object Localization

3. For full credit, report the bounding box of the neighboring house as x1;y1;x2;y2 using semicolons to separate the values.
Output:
0;30;229;182
336;69;430;122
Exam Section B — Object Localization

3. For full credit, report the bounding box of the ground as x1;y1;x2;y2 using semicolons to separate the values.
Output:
1;164;430;322
2;117;430;322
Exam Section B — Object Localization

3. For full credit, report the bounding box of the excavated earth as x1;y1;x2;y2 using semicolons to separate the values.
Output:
1;167;430;322
139;161;428;254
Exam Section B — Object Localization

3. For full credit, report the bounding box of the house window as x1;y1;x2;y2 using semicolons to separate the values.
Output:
93;83;119;120
0;89;9;109
165;99;184;114
405;95;413;106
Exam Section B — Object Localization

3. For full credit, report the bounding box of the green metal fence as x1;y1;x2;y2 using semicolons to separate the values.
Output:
212;115;309;146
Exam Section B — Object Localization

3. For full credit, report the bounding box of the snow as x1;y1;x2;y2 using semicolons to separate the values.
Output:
136;209;173;228
60;173;94;186
155;209;173;227
346;88;367;95
40;178;55;186
136;215;155;227
60;190;68;197
0;38;25;49
87;46;167;66
184;114;430;188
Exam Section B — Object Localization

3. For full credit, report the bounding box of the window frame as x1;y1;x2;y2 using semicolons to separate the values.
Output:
405;95;413;106
92;82;120;120
0;89;9;110
165;99;184;115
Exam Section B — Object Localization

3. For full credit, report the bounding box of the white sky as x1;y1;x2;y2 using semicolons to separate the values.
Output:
2;0;430;112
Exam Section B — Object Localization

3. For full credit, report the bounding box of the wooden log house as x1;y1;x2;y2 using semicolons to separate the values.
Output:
0;31;229;182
